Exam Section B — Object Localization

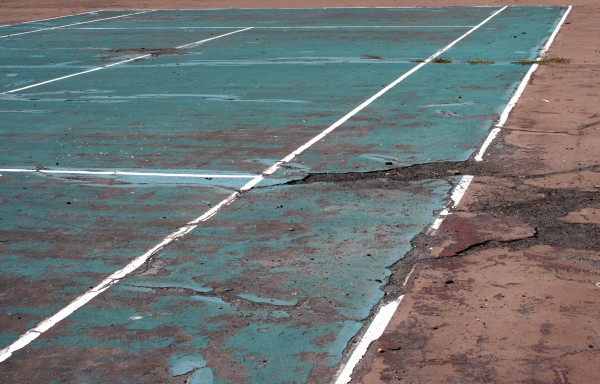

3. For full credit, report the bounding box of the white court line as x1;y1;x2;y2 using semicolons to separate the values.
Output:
104;6;498;10
0;10;99;28
335;263;417;384
0;27;253;95
260;7;506;179
68;25;476;30
428;175;474;235
474;5;572;162
0;11;153;39
0;168;256;179
335;297;404;384
0;7;506;364
335;7;573;383
334;174;473;384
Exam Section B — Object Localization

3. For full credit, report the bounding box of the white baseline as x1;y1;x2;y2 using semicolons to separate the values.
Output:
0;11;153;40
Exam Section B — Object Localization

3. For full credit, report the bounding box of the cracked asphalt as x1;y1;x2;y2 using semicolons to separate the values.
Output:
0;2;598;384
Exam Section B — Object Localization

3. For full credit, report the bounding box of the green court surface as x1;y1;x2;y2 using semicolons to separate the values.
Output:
0;6;567;383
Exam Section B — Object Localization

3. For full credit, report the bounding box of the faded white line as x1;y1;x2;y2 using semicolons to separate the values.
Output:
68;25;476;30
0;27;253;95
0;7;505;363
0;168;257;179
0;10;101;28
474;5;572;162
335;297;403;384
403;264;418;287
110;6;498;10
0;11;153;39
174;28;253;49
428;175;474;235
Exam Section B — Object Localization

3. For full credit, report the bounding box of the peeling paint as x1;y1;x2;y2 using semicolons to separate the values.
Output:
0;6;569;383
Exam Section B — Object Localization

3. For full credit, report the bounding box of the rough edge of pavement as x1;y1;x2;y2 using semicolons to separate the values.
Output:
348;3;600;383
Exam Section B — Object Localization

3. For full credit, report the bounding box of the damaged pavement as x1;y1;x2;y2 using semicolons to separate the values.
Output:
1;5;598;383
350;5;600;381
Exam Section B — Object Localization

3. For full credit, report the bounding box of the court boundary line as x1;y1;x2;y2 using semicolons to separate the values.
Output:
97;6;499;10
0;10;154;40
427;175;474;235
335;6;573;384
0;10;100;28
0;168;257;179
335;296;404;384
0;6;490;31
0;6;506;363
68;25;477;30
474;5;572;162
0;27;253;95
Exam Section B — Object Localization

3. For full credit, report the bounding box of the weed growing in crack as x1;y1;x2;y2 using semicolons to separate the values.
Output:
513;56;571;65
466;59;495;65
432;57;452;64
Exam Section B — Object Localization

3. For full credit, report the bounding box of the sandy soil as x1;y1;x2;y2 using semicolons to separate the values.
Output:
1;0;598;383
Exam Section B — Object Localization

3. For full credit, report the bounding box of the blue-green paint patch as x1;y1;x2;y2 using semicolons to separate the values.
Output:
190;368;215;384
168;353;207;376
29;177;449;382
0;26;236;90
0;331;20;349
222;321;361;383
0;173;237;343
122;280;213;294
238;294;298;306
270;311;291;319
190;295;229;305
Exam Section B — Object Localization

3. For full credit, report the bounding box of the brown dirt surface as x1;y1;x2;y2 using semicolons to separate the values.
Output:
1;0;598;383
357;246;600;383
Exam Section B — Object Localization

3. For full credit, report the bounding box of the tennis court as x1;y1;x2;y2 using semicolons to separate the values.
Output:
0;6;568;383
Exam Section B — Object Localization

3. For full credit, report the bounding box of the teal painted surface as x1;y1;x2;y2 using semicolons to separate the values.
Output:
189;368;214;384
0;61;412;172
23;178;452;382
1;20;470;171
0;28;237;90
0;6;498;92
1;7;565;174
445;6;569;63
0;172;245;343
0;6;567;383
288;6;568;173
168;353;207;376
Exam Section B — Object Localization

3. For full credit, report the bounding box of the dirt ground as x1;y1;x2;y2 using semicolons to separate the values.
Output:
1;0;598;383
